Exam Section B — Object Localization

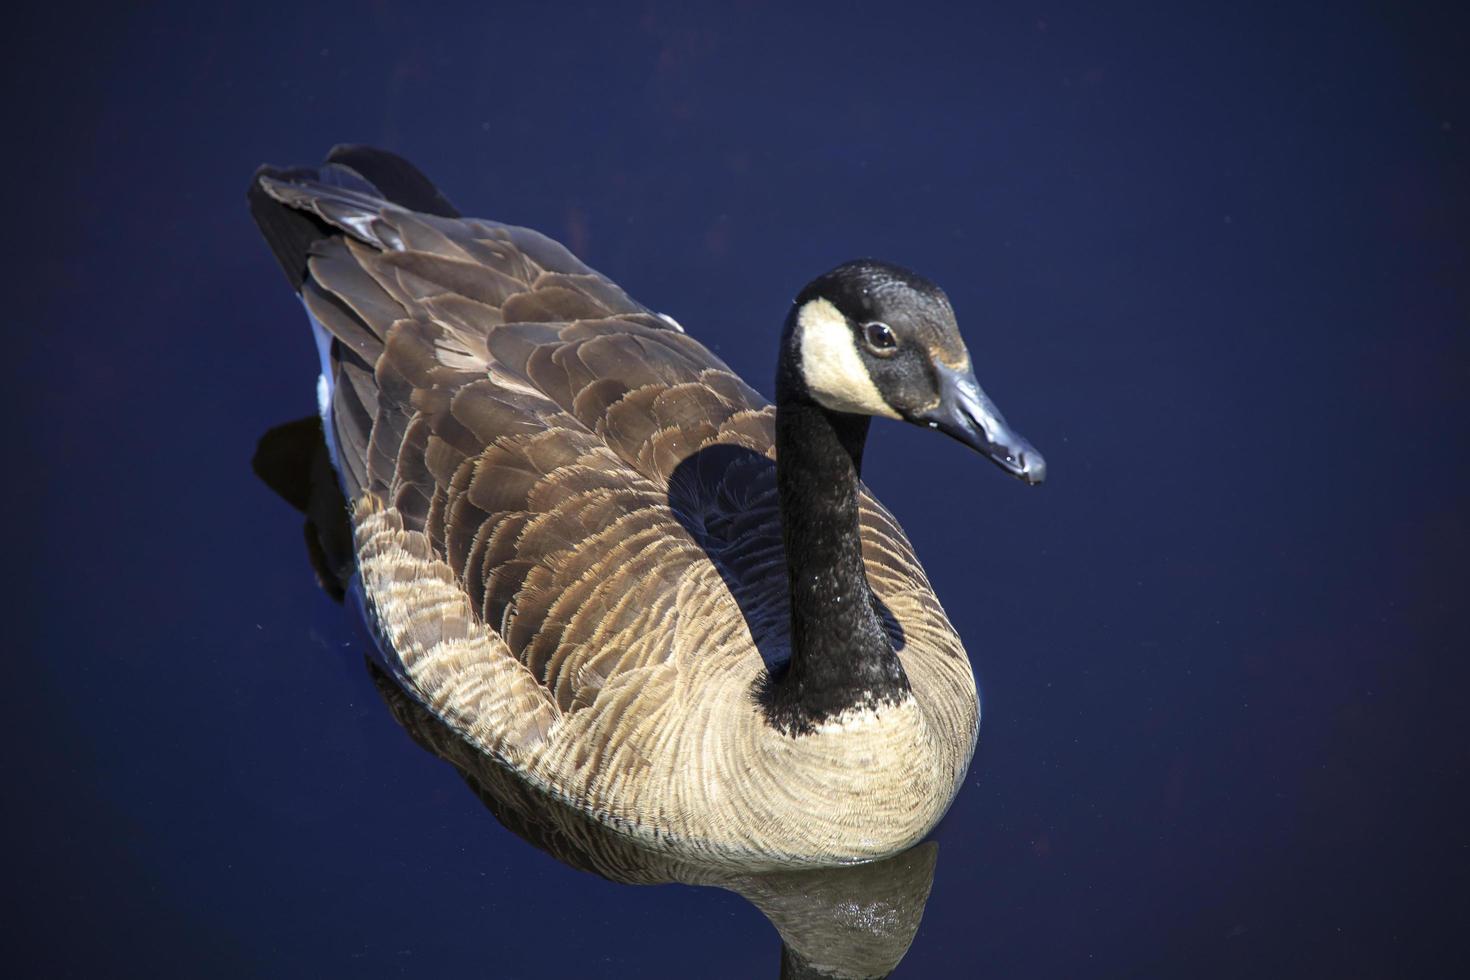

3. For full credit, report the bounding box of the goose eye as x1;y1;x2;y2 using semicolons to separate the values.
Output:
863;321;898;355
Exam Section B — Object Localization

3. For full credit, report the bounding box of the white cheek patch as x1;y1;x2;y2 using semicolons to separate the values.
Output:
796;297;901;419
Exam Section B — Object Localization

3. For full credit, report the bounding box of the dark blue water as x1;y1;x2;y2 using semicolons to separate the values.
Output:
12;2;1467;976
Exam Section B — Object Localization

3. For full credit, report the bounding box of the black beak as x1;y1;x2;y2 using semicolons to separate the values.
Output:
916;365;1046;485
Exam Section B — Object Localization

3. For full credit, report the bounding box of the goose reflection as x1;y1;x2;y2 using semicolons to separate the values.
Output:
255;417;941;979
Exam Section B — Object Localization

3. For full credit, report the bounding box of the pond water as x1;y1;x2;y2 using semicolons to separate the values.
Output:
14;2;1467;977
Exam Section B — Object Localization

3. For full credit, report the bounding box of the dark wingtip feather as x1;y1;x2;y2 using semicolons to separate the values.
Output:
326;144;461;218
246;164;334;290
247;146;459;289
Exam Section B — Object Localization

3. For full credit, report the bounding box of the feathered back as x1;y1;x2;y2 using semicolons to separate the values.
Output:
249;149;972;867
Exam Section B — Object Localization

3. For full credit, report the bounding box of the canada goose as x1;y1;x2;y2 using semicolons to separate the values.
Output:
248;145;1045;869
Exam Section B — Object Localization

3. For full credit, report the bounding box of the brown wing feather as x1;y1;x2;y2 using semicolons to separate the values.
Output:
255;170;943;717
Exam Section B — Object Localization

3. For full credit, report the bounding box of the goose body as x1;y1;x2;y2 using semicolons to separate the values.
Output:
249;147;1043;869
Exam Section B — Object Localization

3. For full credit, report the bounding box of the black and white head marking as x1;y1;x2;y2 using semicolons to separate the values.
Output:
789;260;968;422
783;259;1046;484
794;296;904;418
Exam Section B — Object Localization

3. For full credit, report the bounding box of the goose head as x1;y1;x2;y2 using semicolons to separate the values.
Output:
780;259;1046;485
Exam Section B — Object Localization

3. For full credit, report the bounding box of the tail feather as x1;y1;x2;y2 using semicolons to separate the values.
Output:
324;144;461;218
246;146;459;290
247;164;332;290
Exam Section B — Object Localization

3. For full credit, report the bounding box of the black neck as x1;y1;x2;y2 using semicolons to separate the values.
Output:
764;368;910;734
